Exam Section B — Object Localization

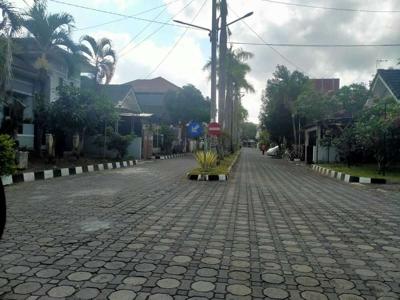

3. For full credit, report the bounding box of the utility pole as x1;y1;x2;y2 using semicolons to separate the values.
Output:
218;0;227;130
210;0;217;122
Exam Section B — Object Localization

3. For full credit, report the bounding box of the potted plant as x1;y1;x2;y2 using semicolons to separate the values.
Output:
0;134;16;239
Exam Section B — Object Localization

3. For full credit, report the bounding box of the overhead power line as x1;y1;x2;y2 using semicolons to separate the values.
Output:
262;0;400;13
230;41;400;47
74;0;186;32
119;0;196;58
145;0;208;79
48;0;203;30
228;6;306;73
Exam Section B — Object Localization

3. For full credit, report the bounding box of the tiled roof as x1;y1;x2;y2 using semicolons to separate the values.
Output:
377;69;400;100
125;77;180;94
81;78;141;113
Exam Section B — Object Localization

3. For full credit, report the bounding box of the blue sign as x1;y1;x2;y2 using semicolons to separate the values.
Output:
187;121;203;138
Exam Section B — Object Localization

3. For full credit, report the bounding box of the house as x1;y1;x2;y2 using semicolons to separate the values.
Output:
0;38;90;150
370;69;400;102
304;78;341;164
81;77;153;159
311;78;340;94
124;77;181;123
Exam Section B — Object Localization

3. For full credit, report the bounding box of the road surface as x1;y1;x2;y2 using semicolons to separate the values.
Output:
0;148;399;299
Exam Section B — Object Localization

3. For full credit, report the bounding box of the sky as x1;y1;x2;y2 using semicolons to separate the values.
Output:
16;0;400;123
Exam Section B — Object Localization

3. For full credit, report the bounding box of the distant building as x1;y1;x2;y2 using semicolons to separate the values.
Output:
311;78;340;94
124;77;181;123
370;69;400;102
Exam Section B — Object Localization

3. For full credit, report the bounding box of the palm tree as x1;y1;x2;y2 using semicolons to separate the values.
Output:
22;0;76;93
0;0;21;240
0;0;21;100
226;48;254;151
22;0;76;152
79;35;117;84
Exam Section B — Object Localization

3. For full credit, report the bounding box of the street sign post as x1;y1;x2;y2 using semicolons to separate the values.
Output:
208;122;221;137
187;121;203;139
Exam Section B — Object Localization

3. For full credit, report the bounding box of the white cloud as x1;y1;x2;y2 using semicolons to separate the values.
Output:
79;0;400;123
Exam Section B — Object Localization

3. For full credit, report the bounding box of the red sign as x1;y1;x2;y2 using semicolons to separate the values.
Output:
208;122;221;136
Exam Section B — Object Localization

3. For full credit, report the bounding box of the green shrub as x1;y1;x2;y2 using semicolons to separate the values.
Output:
194;151;218;171
0;134;16;176
107;132;134;159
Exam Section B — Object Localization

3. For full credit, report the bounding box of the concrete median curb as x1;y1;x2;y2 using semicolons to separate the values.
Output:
188;151;241;182
151;153;186;160
312;164;387;184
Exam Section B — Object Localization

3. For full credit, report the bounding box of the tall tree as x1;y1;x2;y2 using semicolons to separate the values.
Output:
0;1;21;240
261;65;308;148
79;35;117;84
165;84;210;125
260;65;308;146
0;0;21;101
226;48;254;150
22;0;76;152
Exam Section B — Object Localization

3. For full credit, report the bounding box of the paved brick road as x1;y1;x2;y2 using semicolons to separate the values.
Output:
0;149;399;299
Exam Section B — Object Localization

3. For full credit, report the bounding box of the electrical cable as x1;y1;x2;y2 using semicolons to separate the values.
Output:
262;0;400;13
228;5;306;72
48;0;203;30
74;0;186;32
118;0;197;58
145;0;208;79
229;41;400;47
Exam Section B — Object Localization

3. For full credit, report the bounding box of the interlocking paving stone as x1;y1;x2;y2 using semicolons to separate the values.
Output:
165;266;187;275
227;284;252;296
1;149;400;299
13;282;42;294
156;278;181;289
73;288;99;299
123;277;147;285
301;291;329;300
263;287;289;299
148;294;174;300
47;286;76;298
67;271;92;281
261;273;285;284
191;281;215;292
108;290;136;300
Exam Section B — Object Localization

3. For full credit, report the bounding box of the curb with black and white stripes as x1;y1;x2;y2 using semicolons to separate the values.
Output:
1;160;139;186
152;153;186;160
187;151;241;182
188;174;228;181
312;165;387;184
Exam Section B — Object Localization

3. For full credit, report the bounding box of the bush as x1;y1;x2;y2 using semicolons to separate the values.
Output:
0;134;16;176
194;151;218;171
107;132;134;159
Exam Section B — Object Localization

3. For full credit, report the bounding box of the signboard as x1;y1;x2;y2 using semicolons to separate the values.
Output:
208;122;221;136
187;121;203;138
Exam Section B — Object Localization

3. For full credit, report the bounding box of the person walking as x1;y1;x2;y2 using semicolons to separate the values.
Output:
261;144;266;155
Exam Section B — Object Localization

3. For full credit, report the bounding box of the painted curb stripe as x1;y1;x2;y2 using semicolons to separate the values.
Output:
76;167;83;174
3;154;185;186
312;165;385;184
44;170;53;179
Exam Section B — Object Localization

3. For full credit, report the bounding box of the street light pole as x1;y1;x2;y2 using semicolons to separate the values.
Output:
173;8;253;126
211;0;217;122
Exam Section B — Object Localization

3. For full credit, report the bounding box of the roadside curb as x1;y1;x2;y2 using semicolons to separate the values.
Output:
152;153;186;160
188;151;241;182
312;164;387;184
1;160;140;186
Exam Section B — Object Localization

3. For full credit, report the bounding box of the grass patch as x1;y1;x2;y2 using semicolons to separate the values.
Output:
320;163;400;183
189;152;239;176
